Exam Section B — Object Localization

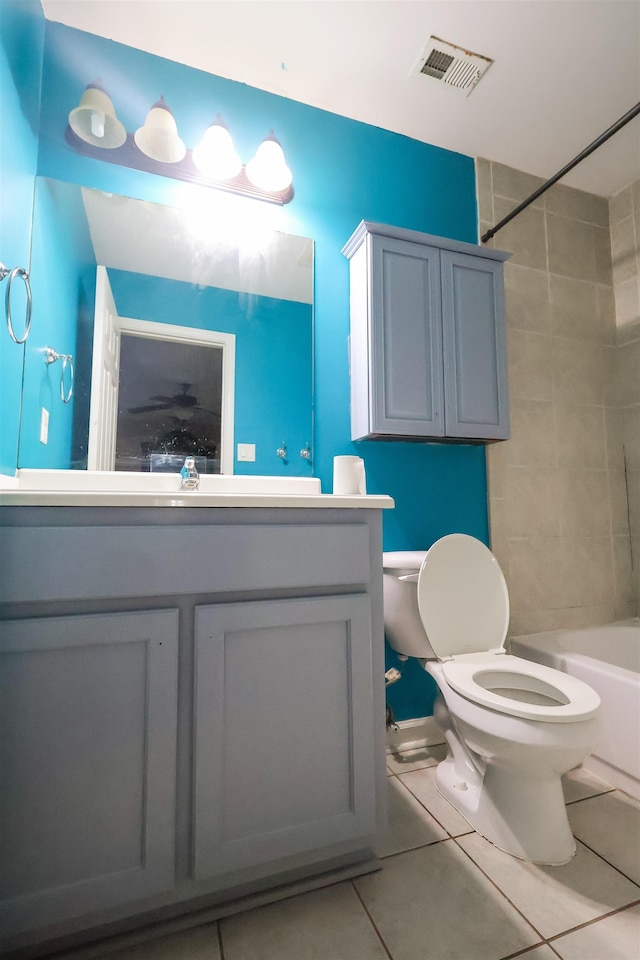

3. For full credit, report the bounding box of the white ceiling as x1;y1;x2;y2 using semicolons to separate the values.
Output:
42;0;640;198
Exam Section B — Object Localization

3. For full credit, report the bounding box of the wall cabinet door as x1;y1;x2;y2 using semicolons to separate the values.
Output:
441;250;509;440
369;234;444;438
193;595;375;881
0;610;179;940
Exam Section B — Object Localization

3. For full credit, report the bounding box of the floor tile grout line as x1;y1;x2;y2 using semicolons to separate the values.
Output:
496;941;550;960
572;836;640;889
455;834;640;951
545;896;640;947
378;832;458;863
350;880;395;960
451;836;548;944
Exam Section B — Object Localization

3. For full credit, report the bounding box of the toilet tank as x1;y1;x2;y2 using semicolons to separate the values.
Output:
382;551;436;659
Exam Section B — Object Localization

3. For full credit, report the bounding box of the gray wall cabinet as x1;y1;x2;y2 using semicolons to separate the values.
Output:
0;505;386;956
343;221;511;442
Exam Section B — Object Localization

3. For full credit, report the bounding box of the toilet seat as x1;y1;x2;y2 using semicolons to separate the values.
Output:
441;652;601;722
417;534;510;660
417;535;601;722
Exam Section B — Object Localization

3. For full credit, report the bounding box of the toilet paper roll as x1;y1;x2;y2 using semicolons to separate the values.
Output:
333;455;366;495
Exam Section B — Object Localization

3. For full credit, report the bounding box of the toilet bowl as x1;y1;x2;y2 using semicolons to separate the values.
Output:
382;535;601;865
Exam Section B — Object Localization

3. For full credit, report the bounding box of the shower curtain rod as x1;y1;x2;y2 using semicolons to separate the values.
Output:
481;101;640;244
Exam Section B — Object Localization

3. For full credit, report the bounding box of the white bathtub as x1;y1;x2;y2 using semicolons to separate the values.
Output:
510;620;640;800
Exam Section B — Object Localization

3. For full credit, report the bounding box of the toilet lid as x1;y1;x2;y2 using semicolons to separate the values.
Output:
417;534;509;660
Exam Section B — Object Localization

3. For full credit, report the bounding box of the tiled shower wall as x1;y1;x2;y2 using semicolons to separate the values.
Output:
610;179;640;616
477;159;637;636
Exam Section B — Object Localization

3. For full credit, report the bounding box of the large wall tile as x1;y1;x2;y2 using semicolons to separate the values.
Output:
613;535;636;615
492;162;546;206
507;329;555;401
546;213;595;280
610;215;636;285
561;537;615;607
622;404;640;468
507;399;558;467
596;284;617;343
613;277;640;336
504;466;561;539
545;183;598;223
549;275;599;341
617;338;640;404
558;469;610;538
507;537;565;611
593;224;613;284
609;185;632;225
552;338;606;406
504;263;551;332
494;197;547;270
555;403;606;469
604;406;627;470
607;469;634;536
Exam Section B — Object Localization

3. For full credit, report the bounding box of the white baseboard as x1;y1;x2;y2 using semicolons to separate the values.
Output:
386;716;445;754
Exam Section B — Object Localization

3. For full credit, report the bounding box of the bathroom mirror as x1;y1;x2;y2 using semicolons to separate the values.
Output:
16;177;313;476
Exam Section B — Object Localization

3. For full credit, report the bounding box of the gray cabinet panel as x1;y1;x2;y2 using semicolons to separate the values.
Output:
0;610;179;937
193;595;375;880
0;523;370;604
441;251;509;439
372;236;443;436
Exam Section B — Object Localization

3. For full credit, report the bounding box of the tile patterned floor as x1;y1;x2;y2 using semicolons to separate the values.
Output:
82;750;640;960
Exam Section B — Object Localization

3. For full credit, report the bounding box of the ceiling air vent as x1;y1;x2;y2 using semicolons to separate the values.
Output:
412;36;493;96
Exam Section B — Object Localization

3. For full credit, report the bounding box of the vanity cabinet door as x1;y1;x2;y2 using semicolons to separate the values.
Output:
0;610;179;941
193;595;375;881
441;250;509;440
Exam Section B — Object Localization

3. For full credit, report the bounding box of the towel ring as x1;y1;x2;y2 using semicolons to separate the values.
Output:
0;263;33;344
44;346;74;404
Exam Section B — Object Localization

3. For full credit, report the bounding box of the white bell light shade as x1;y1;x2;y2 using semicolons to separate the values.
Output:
68;81;126;149
193;117;242;180
246;132;292;192
134;96;186;164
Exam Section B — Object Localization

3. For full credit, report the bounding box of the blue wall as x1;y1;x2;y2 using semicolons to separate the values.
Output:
6;14;490;721
0;0;44;474
20;176;94;467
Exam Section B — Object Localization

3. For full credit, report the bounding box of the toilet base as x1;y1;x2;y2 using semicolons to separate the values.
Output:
435;754;576;865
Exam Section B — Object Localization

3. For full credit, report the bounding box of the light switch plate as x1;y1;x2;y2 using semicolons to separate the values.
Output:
237;443;256;462
40;407;49;445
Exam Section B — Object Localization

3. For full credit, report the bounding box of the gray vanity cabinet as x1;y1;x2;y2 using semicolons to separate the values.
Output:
0;610;179;939
0;505;386;955
343;221;511;442
193;595;374;880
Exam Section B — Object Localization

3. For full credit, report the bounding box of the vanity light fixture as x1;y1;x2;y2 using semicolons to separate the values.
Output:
193;115;242;179
68;80;127;149
246;131;292;192
134;96;186;164
66;84;294;205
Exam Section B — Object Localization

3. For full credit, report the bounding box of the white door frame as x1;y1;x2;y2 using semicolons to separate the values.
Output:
88;267;236;474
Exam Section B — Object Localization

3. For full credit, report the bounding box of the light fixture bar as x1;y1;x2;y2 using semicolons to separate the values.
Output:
65;125;293;205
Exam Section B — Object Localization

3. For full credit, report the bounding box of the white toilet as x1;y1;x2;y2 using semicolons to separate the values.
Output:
383;534;601;865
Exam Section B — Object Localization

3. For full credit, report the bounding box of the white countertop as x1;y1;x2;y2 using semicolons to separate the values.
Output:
0;470;394;509
0;490;394;508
